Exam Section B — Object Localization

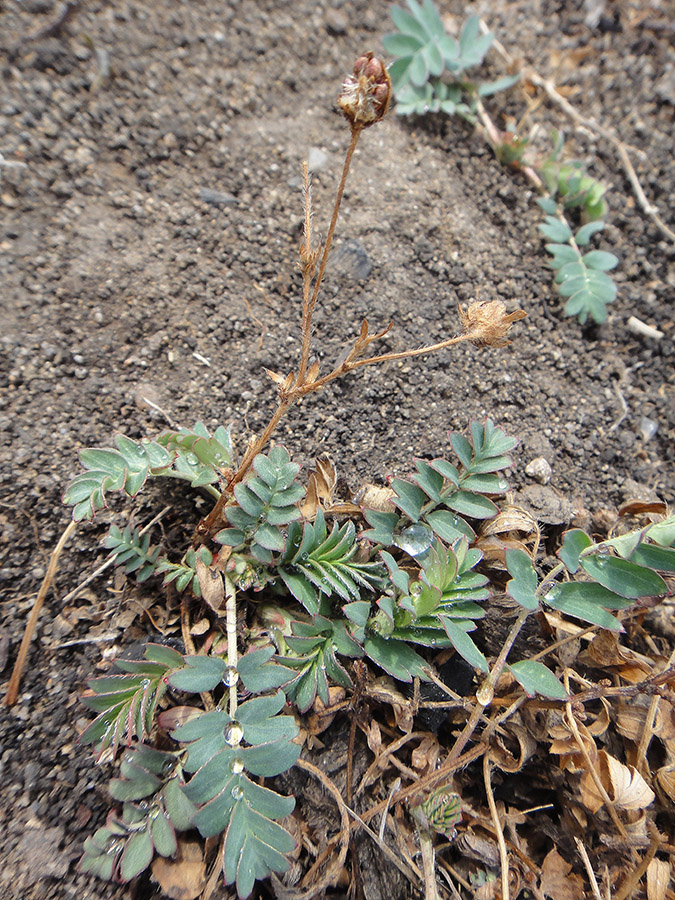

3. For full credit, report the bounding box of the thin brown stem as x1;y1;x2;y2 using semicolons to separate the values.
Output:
5;520;77;706
444;607;531;768
293;329;482;400
298;125;362;382
483;752;510;900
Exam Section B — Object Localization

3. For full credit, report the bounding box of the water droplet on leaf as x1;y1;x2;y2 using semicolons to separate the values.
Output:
229;758;245;775
224;721;244;747
394;523;433;557
222;665;239;687
231;784;244;800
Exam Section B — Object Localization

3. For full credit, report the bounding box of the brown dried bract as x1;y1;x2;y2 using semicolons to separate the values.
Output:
338;52;391;129
458;300;527;348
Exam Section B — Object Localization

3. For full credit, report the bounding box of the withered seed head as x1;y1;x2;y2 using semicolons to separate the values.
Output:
458;300;527;348
338;52;391;129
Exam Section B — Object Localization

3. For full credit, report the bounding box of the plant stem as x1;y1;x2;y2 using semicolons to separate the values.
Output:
417;827;440;900
297;124;362;383
225;575;238;718
445;607;530;768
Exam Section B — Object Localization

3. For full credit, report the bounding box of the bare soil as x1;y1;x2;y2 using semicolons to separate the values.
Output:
1;1;673;899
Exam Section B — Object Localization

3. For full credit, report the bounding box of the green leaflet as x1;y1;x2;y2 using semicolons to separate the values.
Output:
79;643;183;757
63;423;229;521
539;174;618;324
384;2;514;120
277;509;384;613
156;546;213;596
215;446;304;561
103;523;161;582
508;660;567;700
371;420;514;557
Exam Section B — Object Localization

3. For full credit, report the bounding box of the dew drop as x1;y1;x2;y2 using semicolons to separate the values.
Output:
186;453;199;466
229;758;245;775
222;666;239;688
224;721;244;747
231;785;244;800
394;523;434;557
161;758;176;777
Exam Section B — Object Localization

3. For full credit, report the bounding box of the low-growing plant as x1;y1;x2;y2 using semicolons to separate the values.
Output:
383;0;620;325
55;53;674;900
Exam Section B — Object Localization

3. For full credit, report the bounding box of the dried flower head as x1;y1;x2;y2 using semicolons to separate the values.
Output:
458;300;527;348
338;52;391;129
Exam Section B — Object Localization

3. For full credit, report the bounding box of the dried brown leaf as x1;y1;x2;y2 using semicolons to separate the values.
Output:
366;718;382;756
618;500;668;517
264;367;287;385
646;858;671;900
410;733;440;773
538;848;585;900
549;718;597;773
194;557;224;612
306;686;345;736
581;632;651;683
491;724;537;773
455;832;500;867
655;763;675;802
300;456;338;519
189;617;210;636
306;360;320;384
151;838;206;900
355;483;395;512
477;506;539;568
579;750;655;813
368;677;414;732
157;706;203;731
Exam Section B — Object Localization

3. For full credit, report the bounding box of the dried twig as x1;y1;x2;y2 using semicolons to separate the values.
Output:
574;837;603;900
613;823;660;900
24;0;81;41
635;647;675;777
5;520;77;705
483;752;510;900
284;759;351;900
563;671;635;855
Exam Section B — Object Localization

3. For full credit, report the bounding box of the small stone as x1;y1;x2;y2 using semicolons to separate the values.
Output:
525;456;552;484
328;238;372;281
199;186;237;206
325;8;348;35
307;146;329;172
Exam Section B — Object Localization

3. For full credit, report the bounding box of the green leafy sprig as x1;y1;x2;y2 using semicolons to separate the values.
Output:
383;2;519;119
63;422;233;522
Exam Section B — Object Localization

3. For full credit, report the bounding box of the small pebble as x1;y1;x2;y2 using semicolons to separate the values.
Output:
525;456;552;485
200;186;237;206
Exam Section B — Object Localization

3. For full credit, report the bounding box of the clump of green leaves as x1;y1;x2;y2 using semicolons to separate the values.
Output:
63;422;233;521
58;50;671;900
71;428;675;892
383;1;620;326
537;137;618;324
383;1;519;118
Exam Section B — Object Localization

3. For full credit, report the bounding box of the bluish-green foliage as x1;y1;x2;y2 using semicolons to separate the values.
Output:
383;1;519;119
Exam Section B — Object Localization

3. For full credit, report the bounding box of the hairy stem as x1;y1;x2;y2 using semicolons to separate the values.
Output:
225;575;238;717
297;125;362;382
